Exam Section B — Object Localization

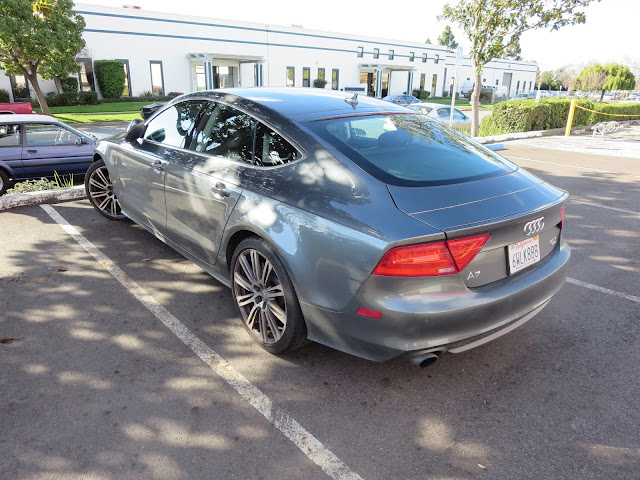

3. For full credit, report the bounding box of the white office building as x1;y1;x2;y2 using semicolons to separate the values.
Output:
0;3;538;101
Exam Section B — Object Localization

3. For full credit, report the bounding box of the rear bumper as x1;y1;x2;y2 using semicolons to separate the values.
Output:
302;241;570;362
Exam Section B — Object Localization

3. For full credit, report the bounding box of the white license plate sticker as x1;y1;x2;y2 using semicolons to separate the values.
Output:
508;235;540;275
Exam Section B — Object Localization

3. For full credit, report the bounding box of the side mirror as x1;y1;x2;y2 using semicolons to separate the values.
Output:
124;122;146;144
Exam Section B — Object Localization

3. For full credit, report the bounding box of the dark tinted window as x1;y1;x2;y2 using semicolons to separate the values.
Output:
255;123;299;166
144;100;207;148
307;114;516;187
190;103;255;164
0;124;21;147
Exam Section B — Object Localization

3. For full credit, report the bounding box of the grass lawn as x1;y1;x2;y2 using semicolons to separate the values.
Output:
54;112;141;123
426;97;493;110
37;102;153;114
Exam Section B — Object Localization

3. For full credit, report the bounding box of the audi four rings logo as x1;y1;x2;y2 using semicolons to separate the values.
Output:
524;217;545;236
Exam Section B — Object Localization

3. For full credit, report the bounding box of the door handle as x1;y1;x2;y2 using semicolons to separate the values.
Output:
151;160;164;172
211;182;231;198
27;149;38;154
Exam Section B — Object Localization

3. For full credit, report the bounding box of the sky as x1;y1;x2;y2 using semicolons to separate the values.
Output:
83;0;639;73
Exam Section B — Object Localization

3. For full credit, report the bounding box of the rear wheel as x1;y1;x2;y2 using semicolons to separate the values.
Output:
85;159;127;221
0;170;9;196
231;237;307;354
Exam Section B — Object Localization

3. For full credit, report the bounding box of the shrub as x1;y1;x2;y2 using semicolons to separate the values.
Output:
61;77;78;93
167;92;183;98
94;60;126;98
0;89;10;102
412;89;430;100
6;178;59;194
44;91;99;107
477;114;509;137
313;78;328;88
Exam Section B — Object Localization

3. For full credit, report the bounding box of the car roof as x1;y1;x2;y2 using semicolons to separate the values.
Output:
182;88;410;122
0;113;58;123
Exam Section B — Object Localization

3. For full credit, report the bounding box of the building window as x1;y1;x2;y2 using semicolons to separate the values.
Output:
149;61;164;96
516;80;521;92
529;81;532;90
431;74;437;96
434;54;440;64
419;74;425;91
409;52;415;62
389;49;394;60
10;75;29;100
303;67;310;87
373;48;379;59
318;68;325;81
422;53;427;63
116;59;132;96
496;79;499;86
76;58;95;92
357;46;363;58
286;66;295;87
332;68;339;90
482;78;486;83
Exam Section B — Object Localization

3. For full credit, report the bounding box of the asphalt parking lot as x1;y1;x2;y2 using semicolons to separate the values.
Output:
2;129;639;479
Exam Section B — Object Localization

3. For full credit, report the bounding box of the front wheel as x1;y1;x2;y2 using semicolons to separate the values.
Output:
231;237;307;354
85;159;127;221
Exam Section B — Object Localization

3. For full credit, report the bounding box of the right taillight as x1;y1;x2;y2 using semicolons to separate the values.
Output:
372;233;490;277
559;205;566;229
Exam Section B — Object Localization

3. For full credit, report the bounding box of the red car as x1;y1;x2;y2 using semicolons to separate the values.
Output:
0;103;35;115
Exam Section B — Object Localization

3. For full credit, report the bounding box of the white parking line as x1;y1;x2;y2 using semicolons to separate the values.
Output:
567;277;640;304
504;155;640;179
41;204;363;480
569;199;640;217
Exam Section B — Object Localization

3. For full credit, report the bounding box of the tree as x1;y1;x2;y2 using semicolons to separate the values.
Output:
437;26;458;51
504;37;522;61
576;63;636;101
425;38;432;44
0;0;85;115
441;0;598;136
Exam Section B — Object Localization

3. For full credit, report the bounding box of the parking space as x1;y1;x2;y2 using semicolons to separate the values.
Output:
2;137;639;479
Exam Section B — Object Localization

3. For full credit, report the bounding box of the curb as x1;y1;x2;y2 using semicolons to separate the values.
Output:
0;186;86;212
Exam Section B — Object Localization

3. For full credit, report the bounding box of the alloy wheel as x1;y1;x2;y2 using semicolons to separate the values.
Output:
233;248;287;344
87;164;124;219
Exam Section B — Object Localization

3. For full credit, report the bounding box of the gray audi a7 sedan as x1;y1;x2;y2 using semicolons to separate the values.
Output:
85;88;570;367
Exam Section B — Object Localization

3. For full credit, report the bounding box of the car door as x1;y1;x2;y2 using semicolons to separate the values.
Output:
116;100;207;236
0;122;24;179
22;122;93;178
164;101;248;266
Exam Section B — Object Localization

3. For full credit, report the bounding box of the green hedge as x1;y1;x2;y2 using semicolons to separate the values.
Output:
412;89;430;100
61;77;78;93
490;99;640;133
0;89;10;102
100;92;183;103
43;91;99;107
94;60;126;99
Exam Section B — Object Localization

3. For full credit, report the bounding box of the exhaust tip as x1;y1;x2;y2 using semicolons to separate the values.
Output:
410;353;440;368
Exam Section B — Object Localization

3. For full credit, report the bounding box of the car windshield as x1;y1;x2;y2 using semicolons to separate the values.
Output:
306;114;516;187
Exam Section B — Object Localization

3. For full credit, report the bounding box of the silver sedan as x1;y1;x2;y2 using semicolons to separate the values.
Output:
406;102;472;128
85;88;570;367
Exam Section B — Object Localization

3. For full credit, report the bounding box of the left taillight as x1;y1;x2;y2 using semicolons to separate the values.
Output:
372;234;490;277
559;205;566;229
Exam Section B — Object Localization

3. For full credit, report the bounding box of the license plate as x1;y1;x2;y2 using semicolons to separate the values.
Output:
508;235;540;275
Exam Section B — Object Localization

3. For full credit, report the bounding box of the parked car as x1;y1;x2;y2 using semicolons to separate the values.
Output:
0;102;36;115
0;114;95;195
85;88;570;366
382;94;421;105
140;102;165;119
405;102;472;128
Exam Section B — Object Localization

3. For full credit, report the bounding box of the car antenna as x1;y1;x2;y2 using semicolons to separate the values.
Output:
344;93;358;109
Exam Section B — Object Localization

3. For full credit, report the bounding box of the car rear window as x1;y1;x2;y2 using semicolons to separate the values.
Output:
306;114;516;187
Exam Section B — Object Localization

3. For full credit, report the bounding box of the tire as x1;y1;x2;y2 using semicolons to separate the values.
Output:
231;237;307;354
84;159;127;221
0;170;9;196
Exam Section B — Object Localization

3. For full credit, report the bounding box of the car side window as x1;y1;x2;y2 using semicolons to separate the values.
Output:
189;103;255;164
0;124;21;147
453;109;466;120
25;124;81;146
144;100;207;148
254;122;299;166
436;108;450;118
